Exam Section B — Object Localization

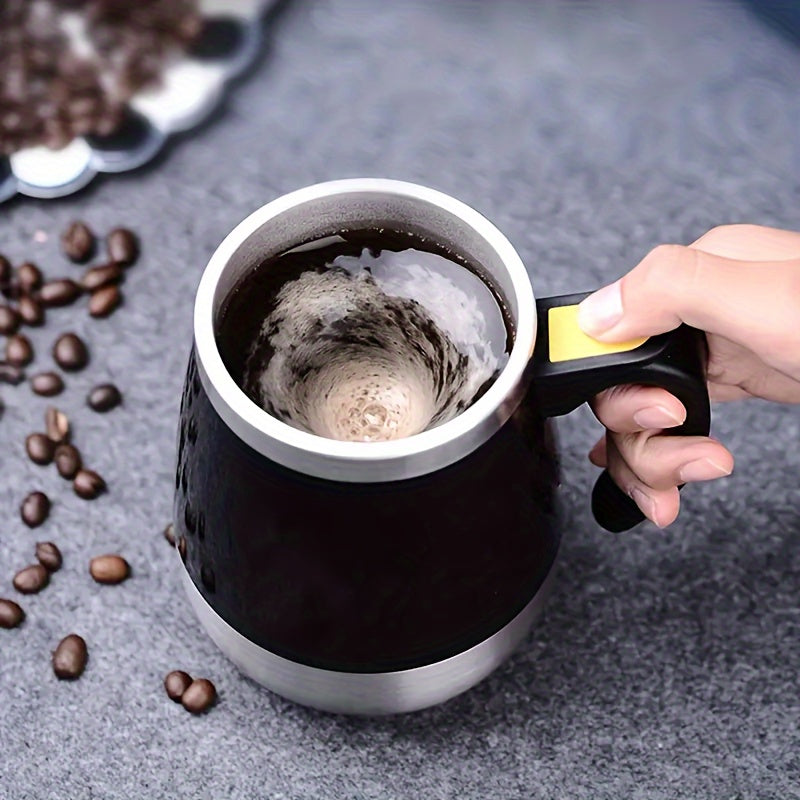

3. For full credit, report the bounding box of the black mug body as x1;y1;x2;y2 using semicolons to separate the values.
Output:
175;349;561;714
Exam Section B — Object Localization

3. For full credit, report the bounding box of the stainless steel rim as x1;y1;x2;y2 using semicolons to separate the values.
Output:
180;557;556;716
193;178;537;482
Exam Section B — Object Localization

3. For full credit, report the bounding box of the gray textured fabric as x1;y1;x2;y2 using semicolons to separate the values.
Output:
2;1;800;798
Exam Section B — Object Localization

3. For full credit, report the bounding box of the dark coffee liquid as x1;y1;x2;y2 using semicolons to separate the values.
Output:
216;229;513;442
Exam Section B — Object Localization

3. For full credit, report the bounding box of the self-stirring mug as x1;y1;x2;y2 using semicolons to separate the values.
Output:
174;179;709;715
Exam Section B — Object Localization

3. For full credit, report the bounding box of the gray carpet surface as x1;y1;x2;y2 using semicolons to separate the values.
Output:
1;1;800;798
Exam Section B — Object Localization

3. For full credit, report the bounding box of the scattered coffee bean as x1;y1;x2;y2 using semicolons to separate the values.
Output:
20;491;50;528
6;333;33;367
17;262;43;293
54;444;82;479
52;634;87;679
163;522;176;546
0;254;10;287
35;542;63;572
88;383;122;412
31;371;64;397
13;564;49;594
26;433;55;465
106;228;139;266
88;285;121;318
53;332;88;371
0;598;25;629
45;407;70;444
39;279;82;308
89;554;129;584
81;262;123;292
0;361;25;385
61;222;96;263
164;670;193;702
73;469;105;499
18;294;44;326
0;304;20;335
181;678;216;714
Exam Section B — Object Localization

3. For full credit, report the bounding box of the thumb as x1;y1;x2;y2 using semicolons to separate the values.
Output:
576;244;800;354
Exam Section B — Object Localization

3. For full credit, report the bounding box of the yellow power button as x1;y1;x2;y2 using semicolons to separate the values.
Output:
548;304;648;363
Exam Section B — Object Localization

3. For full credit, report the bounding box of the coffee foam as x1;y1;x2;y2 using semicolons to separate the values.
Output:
243;248;507;442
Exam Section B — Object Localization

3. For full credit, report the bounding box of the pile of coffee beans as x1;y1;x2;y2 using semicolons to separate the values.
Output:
2;221;220;714
0;0;203;155
164;670;217;714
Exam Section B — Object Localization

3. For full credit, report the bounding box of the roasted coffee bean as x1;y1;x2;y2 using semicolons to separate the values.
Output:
61;221;95;263
39;279;82;308
0;254;10;287
88;285;121;318
54;444;81;479
163;523;176;546
0;304;20;335
17;262;43;293
0;598;25;629
31;371;64;397
80;262;123;292
53;333;88;371
6;333;33;367
0;362;25;385
18;294;44;326
164;670;193;702
52;634;87;679
73;469;105;499
106;228;138;266
45;407;70;444
88;383;122;412
181;678;216;714
21;491;50;528
26;433;55;465
13;564;49;594
89;554;129;584
35;542;63;572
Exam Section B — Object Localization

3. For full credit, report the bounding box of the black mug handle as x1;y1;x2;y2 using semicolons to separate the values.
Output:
529;291;710;533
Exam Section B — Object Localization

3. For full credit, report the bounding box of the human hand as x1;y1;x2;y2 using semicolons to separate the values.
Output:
578;224;800;528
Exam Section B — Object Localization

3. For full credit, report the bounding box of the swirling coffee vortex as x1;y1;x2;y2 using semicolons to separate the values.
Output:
220;232;512;443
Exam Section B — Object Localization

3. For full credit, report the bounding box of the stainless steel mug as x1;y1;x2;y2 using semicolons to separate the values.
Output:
175;179;709;715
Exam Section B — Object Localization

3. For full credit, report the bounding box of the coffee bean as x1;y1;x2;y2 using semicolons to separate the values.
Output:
18;294;44;326
89;554;129;584
53;332;88;371
163;522;176;546
35;542;63;572
17;262;43;293
39;279;82;308
181;678;216;714
88;383;122;412
31;371;64;397
6;333;33;367
0;254;10;288
73;469;105;499
21;491;50;528
61;222;96;263
45;407;70;444
13;564;49;594
106;228;138;266
0;362;25;385
54;444;81;479
0;304;20;335
164;670;193;702
52;634;87;679
0;598;25;629
26;433;55;465
80;262;123;292
88;285;121;318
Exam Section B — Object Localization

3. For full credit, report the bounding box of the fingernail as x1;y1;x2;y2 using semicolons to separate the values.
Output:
633;404;685;429
577;281;623;337
629;487;660;525
679;458;732;483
